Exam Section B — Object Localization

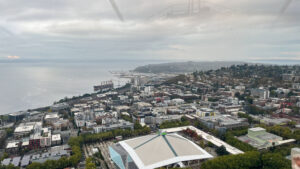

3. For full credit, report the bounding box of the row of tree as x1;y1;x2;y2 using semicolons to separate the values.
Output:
0;165;19;169
81;126;151;144
159;117;190;129
224;132;256;152
201;151;291;169
85;157;96;169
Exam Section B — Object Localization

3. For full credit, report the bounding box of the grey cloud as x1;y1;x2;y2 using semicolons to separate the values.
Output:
0;0;299;61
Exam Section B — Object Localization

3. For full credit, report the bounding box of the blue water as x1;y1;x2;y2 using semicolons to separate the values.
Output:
0;59;165;114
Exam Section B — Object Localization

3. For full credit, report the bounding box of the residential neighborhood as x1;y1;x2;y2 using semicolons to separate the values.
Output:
0;64;299;169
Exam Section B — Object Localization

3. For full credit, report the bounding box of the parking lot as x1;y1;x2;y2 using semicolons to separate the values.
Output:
83;141;116;169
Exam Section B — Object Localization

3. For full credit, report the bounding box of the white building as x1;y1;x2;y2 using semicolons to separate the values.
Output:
276;88;290;95
40;128;51;148
251;88;270;99
45;113;60;123
14;122;42;138
171;98;185;105
51;134;61;146
109;132;212;169
144;86;154;94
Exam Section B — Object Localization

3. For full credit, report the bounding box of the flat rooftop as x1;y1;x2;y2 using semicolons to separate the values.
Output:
11;157;21;167
238;128;284;149
6;142;19;149
52;134;61;141
119;133;212;169
249;127;265;132
14;125;34;133
1;158;10;166
45;113;59;119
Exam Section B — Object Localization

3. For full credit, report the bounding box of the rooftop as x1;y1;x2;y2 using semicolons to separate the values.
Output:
238;127;284;149
6;141;19;149
21;156;30;167
161;126;244;155
52;134;61;141
117;133;212;169
22;141;29;146
14;125;34;133
11;157;21;167
45;113;59;119
249;127;265;132
1;158;10;166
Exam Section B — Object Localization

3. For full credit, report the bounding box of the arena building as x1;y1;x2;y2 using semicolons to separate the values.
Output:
109;132;213;169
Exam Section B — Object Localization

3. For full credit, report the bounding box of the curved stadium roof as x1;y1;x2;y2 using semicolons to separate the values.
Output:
117;132;213;169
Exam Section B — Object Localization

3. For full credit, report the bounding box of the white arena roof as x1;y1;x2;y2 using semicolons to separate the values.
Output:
118;132;213;169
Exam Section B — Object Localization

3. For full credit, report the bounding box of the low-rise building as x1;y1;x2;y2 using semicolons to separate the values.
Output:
52;134;61;146
237;127;294;149
1;158;11;166
14;125;34;138
93;120;133;133
6;141;20;154
115;106;130;114
196;108;215;117
144;115;182;125
52;119;69;131
11;157;21;167
259;117;291;126
21;140;29;150
251;88;270;99
40;128;52;148
199;114;248;130
50;102;69;111
9;111;28;122
21;155;30;167
219;104;242;114
29;128;52;149
45;113;60;124
29;133;41;150
133;102;152;111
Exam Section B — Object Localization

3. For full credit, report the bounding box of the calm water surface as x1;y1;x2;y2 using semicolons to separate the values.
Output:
0;60;161;114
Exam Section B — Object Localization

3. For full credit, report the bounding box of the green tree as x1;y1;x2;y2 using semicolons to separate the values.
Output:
0;152;9;161
216;145;229;156
26;162;43;169
5;128;14;137
261;153;290;169
202;151;261;169
134;122;143;130
85;158;96;169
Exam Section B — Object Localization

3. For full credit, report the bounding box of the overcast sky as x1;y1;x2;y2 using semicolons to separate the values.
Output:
0;0;299;62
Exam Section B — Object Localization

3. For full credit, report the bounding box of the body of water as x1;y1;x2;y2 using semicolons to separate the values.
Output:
1;59;297;114
0;60;163;114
